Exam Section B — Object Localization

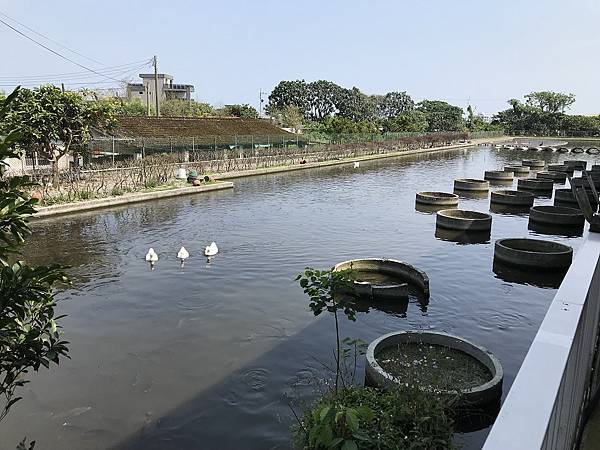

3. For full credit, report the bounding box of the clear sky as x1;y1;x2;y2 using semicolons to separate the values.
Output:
1;0;599;116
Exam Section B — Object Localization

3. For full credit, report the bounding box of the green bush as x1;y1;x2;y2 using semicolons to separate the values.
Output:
295;385;455;450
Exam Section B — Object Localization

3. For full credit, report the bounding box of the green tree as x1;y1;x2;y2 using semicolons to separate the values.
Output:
375;91;415;119
0;88;70;436
270;105;305;132
524;91;576;113
307;80;344;121
383;110;428;132
336;88;377;122
1;86;116;184
267;80;310;118
217;104;259;118
417;100;465;132
160;99;214;118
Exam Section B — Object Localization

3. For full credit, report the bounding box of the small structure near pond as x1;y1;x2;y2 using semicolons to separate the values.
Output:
333;258;430;301
494;238;573;270
436;209;492;232
365;331;503;407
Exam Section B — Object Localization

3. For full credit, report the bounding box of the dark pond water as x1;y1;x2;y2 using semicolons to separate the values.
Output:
2;145;599;450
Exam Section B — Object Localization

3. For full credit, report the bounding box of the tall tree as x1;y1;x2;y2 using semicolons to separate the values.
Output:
307;80;343;121
1;86;116;184
375;91;414;119
417;100;465;132
337;87;377;122
524;91;576;113
267;80;310;118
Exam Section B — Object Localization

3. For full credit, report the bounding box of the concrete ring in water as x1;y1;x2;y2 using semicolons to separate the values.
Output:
557;147;570;153
546;164;574;175
365;331;504;407
554;188;597;207
517;178;554;191
333;258;430;301
571;147;584;154
415;191;459;206
587;147;600;155
484;171;513;181
529;205;585;227
536;171;567;183
436;209;492;232
490;190;534;207
494;238;573;270
504;165;529;176
542;147;555;152
564;160;587;170
522;159;545;168
454;178;490;192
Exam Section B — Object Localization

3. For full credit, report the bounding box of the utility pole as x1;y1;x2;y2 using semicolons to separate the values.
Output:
61;83;65;93
259;90;268;118
146;85;151;117
153;55;160;117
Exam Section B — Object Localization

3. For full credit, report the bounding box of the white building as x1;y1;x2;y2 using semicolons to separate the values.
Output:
126;73;194;107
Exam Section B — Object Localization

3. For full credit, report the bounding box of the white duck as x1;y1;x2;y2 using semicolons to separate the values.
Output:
353;161;360;169
145;248;158;269
177;246;190;266
204;242;219;257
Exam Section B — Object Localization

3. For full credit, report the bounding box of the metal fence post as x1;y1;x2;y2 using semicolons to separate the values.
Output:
111;137;115;166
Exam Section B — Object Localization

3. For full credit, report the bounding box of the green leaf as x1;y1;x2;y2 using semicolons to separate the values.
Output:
341;440;358;450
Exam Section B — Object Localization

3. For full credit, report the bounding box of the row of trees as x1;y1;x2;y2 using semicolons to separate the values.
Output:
266;79;499;134
491;91;600;136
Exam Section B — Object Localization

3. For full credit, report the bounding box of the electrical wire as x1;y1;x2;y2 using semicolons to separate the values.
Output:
0;16;137;82
0;10;107;67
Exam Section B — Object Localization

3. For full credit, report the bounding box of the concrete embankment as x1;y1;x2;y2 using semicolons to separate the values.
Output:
34;182;234;219
34;137;504;219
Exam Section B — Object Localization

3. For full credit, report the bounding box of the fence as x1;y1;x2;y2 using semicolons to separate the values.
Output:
84;131;500;167
483;232;600;449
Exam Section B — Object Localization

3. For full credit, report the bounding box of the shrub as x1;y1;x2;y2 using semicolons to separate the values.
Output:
295;385;455;450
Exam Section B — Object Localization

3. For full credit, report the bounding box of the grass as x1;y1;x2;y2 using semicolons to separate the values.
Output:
376;342;491;392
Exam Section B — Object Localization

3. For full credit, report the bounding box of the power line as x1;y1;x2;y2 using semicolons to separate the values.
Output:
0;16;132;82
0;59;152;81
0;10;107;67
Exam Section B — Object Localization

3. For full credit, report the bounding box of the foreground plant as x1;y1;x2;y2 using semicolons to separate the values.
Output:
0;88;70;445
295;386;455;450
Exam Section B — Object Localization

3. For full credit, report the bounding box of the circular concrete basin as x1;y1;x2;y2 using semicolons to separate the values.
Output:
522;159;545;168
557;147;570;153
547;164;574;175
416;191;459;206
490;190;534;207
564;160;587;170
517;179;554;191
454;178;490;192
542;147;555;152
529;205;584;227
536;171;567;183
554;188;597;206
571;147;584;154
504;165;529;176
494;238;573;270
485;170;513;181
333;258;430;301
436;209;492;231
365;331;503;407
587;147;600;155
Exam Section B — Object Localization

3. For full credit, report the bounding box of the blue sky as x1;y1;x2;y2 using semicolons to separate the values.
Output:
1;0;599;116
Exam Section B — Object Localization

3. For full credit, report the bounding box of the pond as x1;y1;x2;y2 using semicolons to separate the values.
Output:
3;144;599;450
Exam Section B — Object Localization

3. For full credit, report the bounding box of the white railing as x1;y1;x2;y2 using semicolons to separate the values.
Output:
484;232;600;449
